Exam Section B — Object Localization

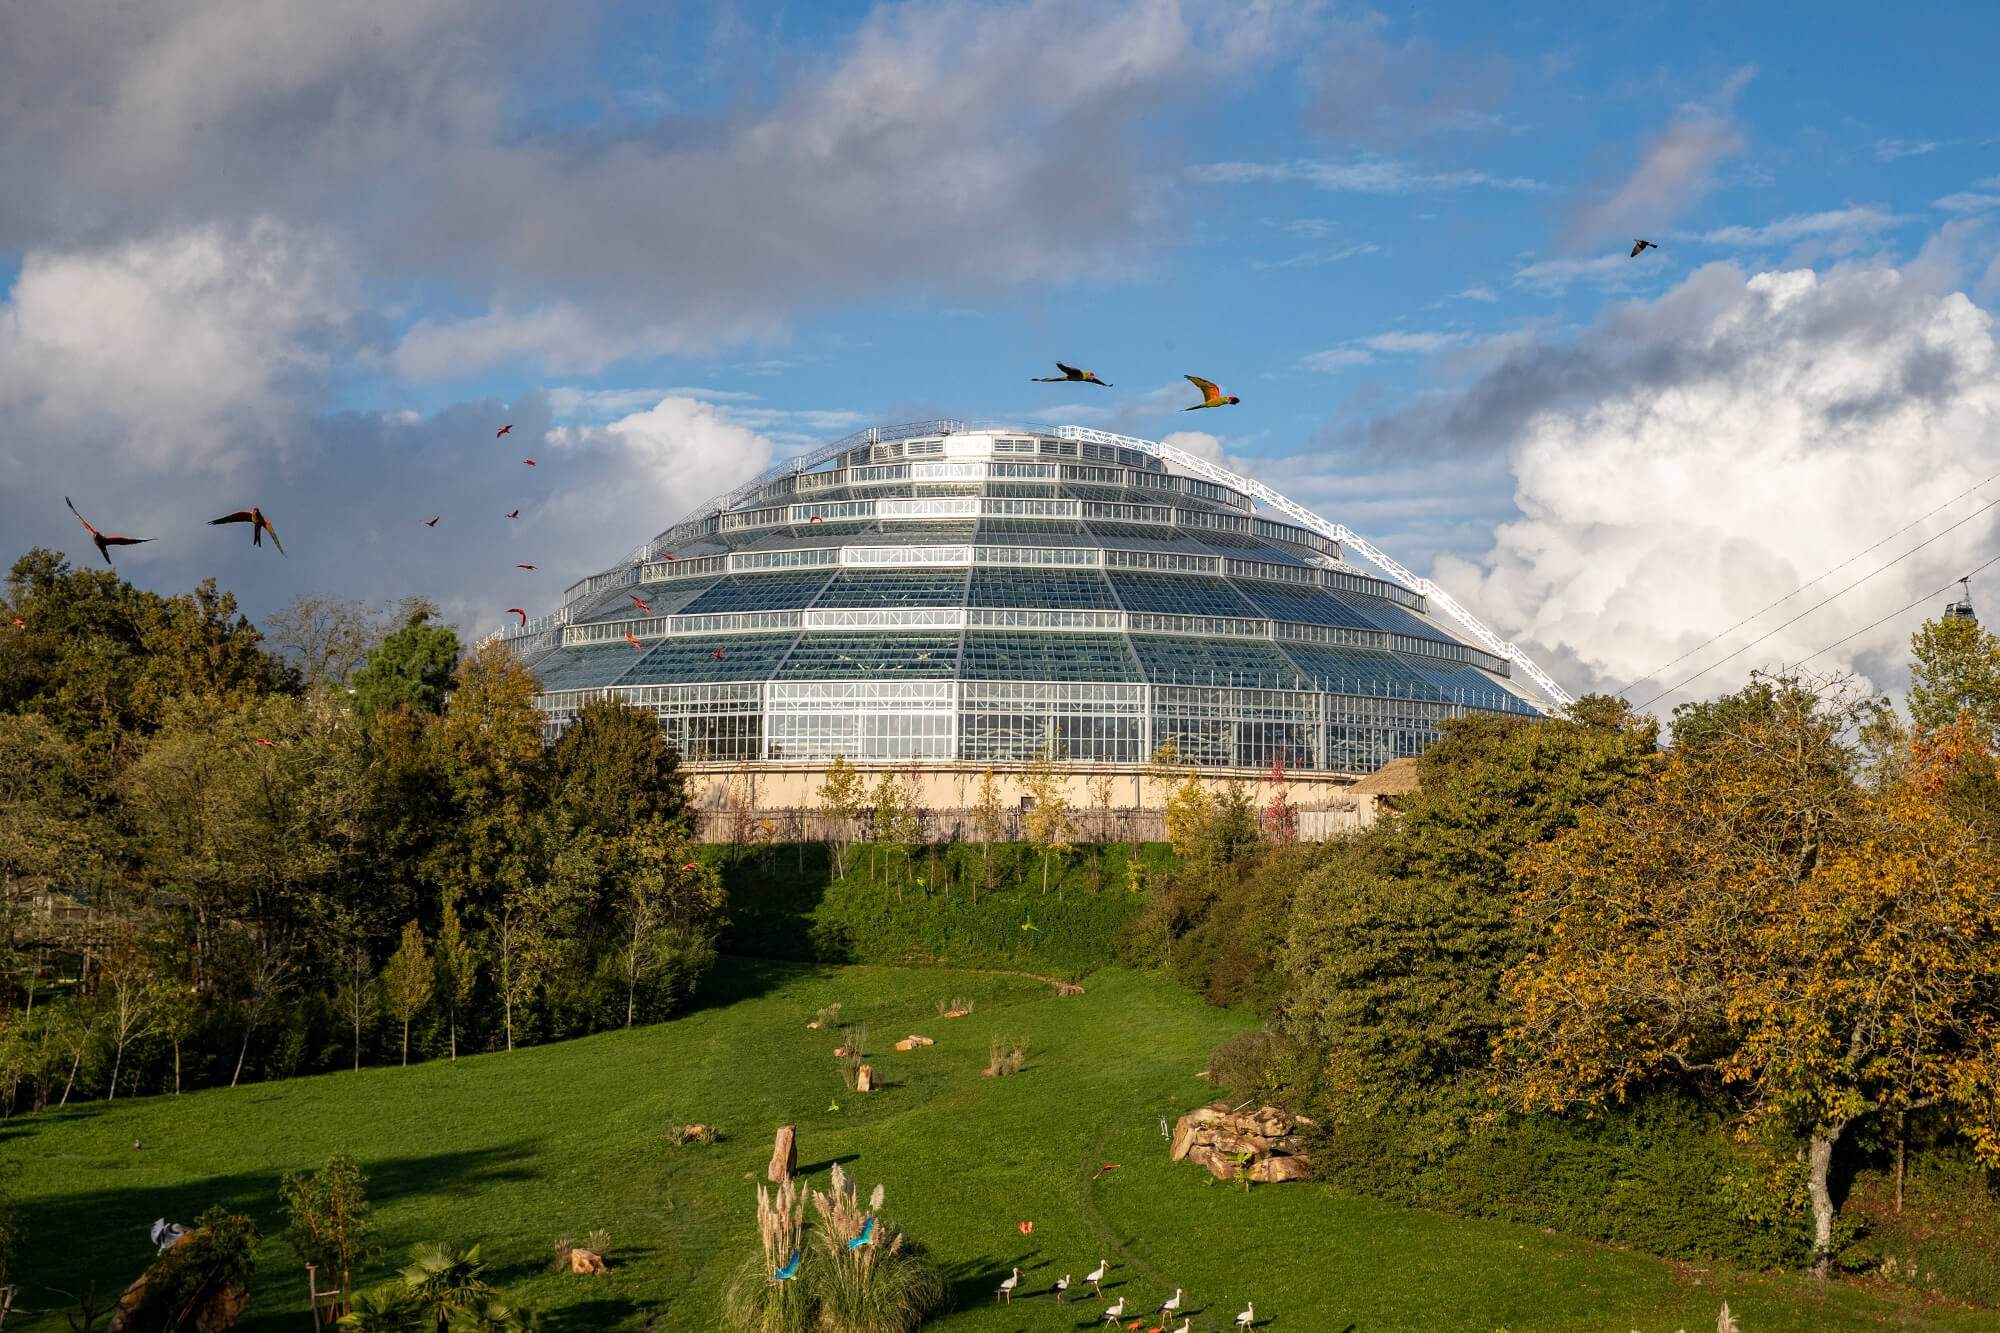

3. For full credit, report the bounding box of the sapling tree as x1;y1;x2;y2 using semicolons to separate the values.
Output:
379;920;434;1067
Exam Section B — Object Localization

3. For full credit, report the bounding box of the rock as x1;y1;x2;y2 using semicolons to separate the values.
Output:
1247;1155;1312;1184
569;1248;608;1274
856;1064;874;1093
942;1008;970;1019
895;1034;935;1050
1169;1114;1197;1162
769;1125;797;1183
1186;1145;1235;1181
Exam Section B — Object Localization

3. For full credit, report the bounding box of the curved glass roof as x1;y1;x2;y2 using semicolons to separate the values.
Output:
506;421;1550;773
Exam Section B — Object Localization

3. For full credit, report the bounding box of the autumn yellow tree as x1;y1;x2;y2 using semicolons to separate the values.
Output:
1021;744;1075;894
1500;683;2000;1275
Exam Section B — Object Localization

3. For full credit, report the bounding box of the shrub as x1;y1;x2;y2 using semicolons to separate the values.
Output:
1205;1029;1305;1102
983;1037;1028;1079
137;1207;261;1331
281;1150;374;1313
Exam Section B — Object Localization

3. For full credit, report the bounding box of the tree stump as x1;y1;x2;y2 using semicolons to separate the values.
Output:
769;1124;797;1182
856;1063;874;1093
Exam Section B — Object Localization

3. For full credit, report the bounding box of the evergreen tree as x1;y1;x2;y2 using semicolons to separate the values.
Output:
352;609;459;717
1907;613;2000;741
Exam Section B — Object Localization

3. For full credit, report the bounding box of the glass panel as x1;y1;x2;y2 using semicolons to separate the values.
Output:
1127;635;1300;688
1109;572;1261;618
813;570;969;607
623;634;799;684
679;572;834;615
967;569;1118;609
959;631;1140;680
777;633;960;678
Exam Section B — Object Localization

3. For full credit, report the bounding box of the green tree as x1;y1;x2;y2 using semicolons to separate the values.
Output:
352;609;460;718
99;940;161;1101
971;768;1006;905
1282;697;1658;1156
263;593;383;691
550;698;690;835
433;894;477;1062
282;1151;374;1314
1021;746;1074;895
817;756;865;878
380;920;435;1067
1907;613;2000;741
617;819;725;1026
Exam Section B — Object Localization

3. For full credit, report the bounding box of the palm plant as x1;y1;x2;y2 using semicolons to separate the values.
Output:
400;1243;495;1332
338;1283;422;1330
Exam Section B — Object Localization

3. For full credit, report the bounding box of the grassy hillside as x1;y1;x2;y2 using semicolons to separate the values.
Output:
3;963;1991;1331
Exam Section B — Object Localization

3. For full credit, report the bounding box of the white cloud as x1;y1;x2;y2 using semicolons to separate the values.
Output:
1565;68;1753;249
1253;243;1382;271
0;219;352;468
1302;329;1472;372
1456;286;1499;303
1201;157;1544;195
1511;254;1646;293
1700;205;1911;247
1874;138;1939;161
1934;192;2000;215
1417;259;2000;711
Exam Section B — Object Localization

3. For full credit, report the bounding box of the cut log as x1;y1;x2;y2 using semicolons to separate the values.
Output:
1247;1155;1312;1183
856;1064;874;1093
893;1034;935;1051
769;1124;797;1183
1187;1145;1235;1181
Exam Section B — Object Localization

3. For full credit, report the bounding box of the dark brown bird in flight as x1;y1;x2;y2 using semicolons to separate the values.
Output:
1032;361;1111;386
515;563;537;570
1631;238;1659;257
208;506;285;555
1182;375;1239;411
496;424;513;437
64;497;156;566
506;509;520;519
507;608;528;625
624;631;644;650
424;515;440;527
631;594;654;615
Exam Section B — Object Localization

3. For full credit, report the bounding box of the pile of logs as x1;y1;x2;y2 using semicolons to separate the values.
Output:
1168;1101;1312;1183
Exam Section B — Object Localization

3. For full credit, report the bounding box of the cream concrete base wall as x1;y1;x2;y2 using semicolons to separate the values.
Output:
681;759;1360;818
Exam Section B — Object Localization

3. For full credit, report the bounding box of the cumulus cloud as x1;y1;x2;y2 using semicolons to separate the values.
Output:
1563;68;1753;250
1391;260;2000;710
0;219;353;467
2;0;1282;379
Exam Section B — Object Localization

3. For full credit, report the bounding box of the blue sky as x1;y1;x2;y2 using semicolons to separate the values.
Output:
4;1;1999;710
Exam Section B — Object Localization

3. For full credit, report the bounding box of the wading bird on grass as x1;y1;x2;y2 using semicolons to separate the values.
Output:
1086;1259;1110;1296
1631;238;1659;257
1182;374;1239;410
1033;361;1111;386
997;1267;1020;1304
1054;1274;1071;1303
1235;1299;1256;1328
1101;1297;1127;1324
208;506;284;555
1160;1288;1182;1319
64;498;154;566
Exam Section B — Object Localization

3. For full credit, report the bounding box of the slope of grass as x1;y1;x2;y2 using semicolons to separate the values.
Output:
4;962;1993;1331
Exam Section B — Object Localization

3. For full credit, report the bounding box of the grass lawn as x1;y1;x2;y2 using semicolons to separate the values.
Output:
6;962;1994;1331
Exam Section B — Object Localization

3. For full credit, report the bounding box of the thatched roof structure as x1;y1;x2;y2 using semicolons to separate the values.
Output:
1350;756;1421;800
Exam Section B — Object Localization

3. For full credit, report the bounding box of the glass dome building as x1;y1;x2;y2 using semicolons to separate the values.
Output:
501;420;1566;776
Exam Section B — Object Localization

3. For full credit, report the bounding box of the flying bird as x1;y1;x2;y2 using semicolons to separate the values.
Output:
773;1251;800;1282
424;515;440;527
631;594;654;615
522;458;537;466
1091;1163;1121;1182
1017;1220;1033;1236
1182;374;1239;411
507;608;528;626
624;632;644;650
496;423;513;437
997;1267;1020;1305
506;509;520;519
64;498;155;566
516;564;538;570
660;552;676;561
710;646;726;660
208;507;285;555
848;1217;876;1250
808;514;823;524
1631;238;1659;257
1033;361;1111;386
